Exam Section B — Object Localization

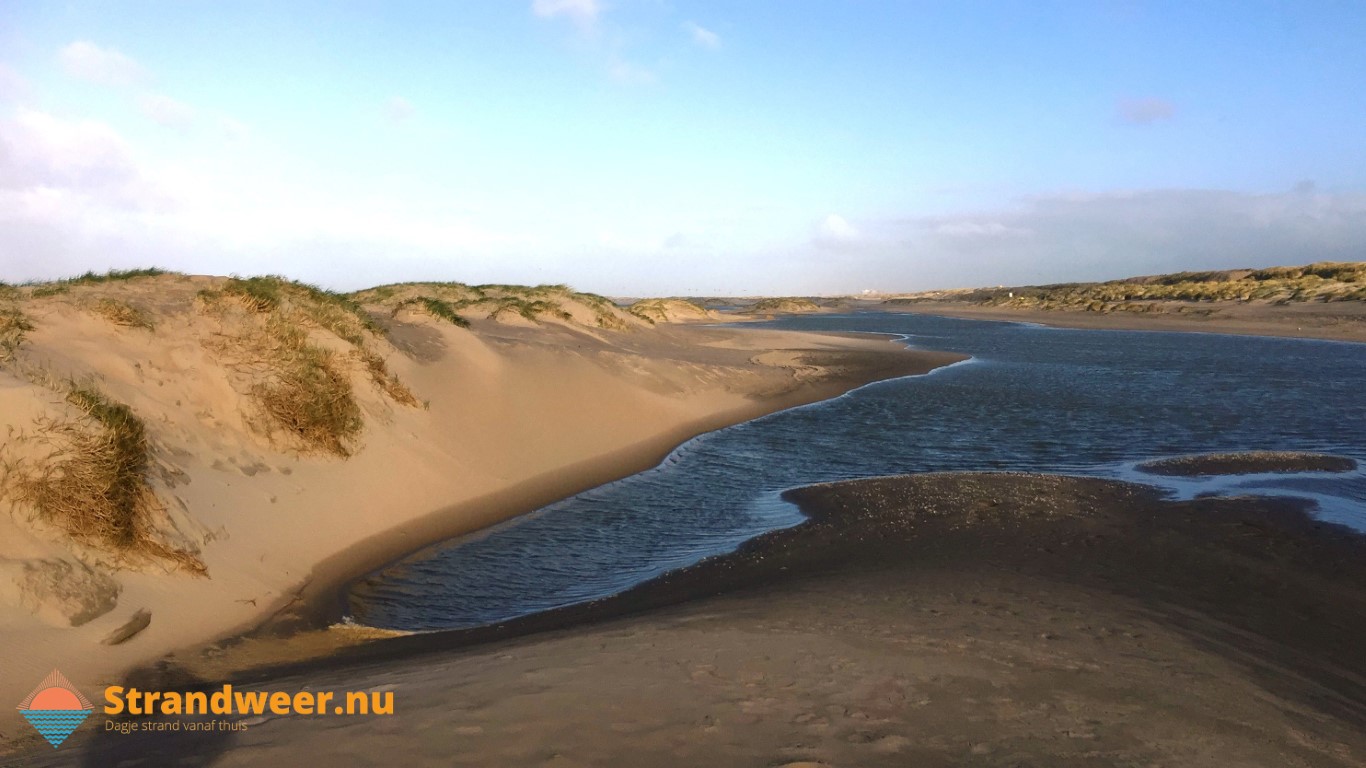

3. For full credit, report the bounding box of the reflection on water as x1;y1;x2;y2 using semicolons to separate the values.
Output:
349;314;1366;630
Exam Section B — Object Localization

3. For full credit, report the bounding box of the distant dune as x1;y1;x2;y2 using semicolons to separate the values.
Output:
878;260;1366;342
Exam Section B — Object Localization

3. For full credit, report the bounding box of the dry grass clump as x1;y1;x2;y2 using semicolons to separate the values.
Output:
197;277;415;455
91;298;155;330
249;325;364;456
0;304;34;362
5;385;204;574
215;275;380;345
358;350;420;408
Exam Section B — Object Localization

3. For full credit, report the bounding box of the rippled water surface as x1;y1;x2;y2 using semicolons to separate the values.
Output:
349;314;1366;630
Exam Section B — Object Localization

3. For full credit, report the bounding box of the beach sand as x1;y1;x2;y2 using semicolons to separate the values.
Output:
0;275;962;747
872;299;1366;342
26;472;1365;767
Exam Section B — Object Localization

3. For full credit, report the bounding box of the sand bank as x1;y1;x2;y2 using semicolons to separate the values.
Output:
32;472;1365;767
1136;450;1358;476
0;274;963;747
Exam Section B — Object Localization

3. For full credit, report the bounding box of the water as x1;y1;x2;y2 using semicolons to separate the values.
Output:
348;313;1366;630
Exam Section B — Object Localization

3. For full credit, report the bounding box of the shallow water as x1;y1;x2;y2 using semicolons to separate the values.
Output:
348;313;1366;631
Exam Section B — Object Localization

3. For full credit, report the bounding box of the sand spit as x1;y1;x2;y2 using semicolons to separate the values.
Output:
0;273;962;746
32;472;1365;767
1137;451;1359;476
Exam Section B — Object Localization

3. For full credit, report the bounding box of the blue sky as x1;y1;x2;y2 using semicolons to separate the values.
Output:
1;1;1364;294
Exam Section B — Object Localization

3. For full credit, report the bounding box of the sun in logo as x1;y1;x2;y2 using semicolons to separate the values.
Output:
17;669;93;748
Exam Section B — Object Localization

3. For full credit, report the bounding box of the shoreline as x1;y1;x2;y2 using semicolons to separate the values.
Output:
866;300;1366;343
262;337;965;638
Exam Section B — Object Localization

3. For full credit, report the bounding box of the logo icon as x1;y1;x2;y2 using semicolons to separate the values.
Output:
17;669;93;748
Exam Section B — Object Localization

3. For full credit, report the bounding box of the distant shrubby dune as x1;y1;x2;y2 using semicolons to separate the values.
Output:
885;261;1366;314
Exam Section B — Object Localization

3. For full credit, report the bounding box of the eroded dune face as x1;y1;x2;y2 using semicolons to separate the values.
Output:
0;274;658;625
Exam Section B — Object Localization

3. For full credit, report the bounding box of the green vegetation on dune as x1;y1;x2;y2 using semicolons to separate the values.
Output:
197;275;419;455
56;267;171;285
393;296;471;328
353;281;633;328
626;297;713;323
215;275;381;344
747;297;822;314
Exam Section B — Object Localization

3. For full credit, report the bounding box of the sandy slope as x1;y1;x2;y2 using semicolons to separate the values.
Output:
0;275;960;745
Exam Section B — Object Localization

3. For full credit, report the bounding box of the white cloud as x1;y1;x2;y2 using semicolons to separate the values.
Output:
607;57;655;85
0;108;139;191
931;220;1032;238
139;93;196;130
1117;97;1175;125
817;213;859;241
683;21;721;49
0;108;535;286
808;188;1366;291
386;96;416;123
58;41;145;87
0;63;28;101
219;117;251;141
532;0;601;26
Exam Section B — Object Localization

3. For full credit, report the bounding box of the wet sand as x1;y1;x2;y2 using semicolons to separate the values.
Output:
29;472;1366;767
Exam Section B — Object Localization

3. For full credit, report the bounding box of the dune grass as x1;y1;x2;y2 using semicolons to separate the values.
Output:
217;276;380;344
249;321;365;456
29;285;69;298
627;298;711;323
0;304;33;362
57;267;170;285
358;350;421;407
8;384;204;573
199;276;418;455
91;298;155;330
393;296;470;328
749;297;821;313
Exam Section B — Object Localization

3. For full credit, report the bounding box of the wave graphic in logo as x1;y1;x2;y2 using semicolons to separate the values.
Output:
17;669;93;748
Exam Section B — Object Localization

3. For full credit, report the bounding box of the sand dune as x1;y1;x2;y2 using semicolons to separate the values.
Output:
0;272;960;745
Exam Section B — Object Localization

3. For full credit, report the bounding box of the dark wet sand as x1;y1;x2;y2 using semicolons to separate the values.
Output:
27;472;1366;767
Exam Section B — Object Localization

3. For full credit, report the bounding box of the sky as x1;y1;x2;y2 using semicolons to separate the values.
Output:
1;1;1364;295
